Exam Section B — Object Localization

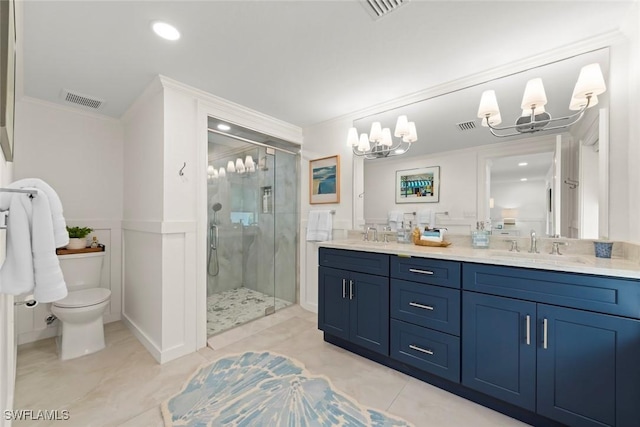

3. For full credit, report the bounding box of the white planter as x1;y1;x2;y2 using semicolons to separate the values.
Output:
66;238;87;250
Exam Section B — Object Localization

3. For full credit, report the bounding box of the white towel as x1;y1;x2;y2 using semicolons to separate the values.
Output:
0;189;68;302
417;210;436;229
0;178;69;248
306;210;332;241
387;210;403;231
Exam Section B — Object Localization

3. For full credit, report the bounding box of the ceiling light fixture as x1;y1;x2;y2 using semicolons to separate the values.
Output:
520;178;528;182
477;63;606;137
217;123;231;131
151;21;181;41
518;162;528;166
347;115;417;159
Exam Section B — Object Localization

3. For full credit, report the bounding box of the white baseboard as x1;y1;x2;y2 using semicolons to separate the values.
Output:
121;313;162;363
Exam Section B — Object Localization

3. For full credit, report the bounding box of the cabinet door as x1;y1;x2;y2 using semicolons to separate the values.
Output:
462;292;536;411
318;266;350;340
537;305;640;427
349;271;389;356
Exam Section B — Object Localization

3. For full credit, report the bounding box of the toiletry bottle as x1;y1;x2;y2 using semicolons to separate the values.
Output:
263;189;269;214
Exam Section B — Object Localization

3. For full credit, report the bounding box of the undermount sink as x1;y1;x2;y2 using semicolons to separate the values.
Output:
487;251;591;265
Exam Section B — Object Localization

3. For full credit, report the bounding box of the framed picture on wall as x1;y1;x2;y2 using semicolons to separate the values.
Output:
309;155;340;204
396;166;440;203
0;0;16;161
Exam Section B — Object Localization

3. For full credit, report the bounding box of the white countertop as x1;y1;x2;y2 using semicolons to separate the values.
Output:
318;239;640;280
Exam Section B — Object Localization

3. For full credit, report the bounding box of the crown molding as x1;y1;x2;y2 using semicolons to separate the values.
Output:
19;96;121;124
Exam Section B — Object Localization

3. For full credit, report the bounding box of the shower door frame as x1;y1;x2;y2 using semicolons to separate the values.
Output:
195;104;302;349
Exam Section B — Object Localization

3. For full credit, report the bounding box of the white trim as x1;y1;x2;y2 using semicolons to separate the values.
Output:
599;108;610;239
121;220;196;234
121;77;164;124
121;313;162;363
19;96;121;123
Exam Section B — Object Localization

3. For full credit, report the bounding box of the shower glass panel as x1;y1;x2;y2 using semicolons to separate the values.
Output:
206;120;298;337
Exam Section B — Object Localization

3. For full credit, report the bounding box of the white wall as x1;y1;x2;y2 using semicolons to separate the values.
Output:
11;98;124;344
626;4;640;242
491;180;547;237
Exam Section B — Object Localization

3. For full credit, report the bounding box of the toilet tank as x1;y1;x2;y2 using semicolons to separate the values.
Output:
58;252;105;291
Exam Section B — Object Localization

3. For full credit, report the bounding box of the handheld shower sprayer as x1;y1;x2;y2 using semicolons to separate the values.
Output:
208;202;223;276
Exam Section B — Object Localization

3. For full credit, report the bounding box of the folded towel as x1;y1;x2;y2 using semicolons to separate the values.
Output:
387;210;403;231
306;210;332;241
0;178;69;248
0;189;68;302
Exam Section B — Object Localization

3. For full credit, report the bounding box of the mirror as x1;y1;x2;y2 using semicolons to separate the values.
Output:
356;48;610;238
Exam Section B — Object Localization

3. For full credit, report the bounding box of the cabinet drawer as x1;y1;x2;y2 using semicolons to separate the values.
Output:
390;319;460;383
391;279;460;335
391;256;461;288
463;263;640;319
319;248;389;276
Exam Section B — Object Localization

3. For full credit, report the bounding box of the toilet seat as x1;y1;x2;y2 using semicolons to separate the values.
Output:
53;288;111;308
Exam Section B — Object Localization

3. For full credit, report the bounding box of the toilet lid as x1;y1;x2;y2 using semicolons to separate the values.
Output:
53;288;111;308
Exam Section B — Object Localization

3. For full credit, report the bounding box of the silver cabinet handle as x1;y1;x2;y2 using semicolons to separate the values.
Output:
342;279;346;299
409;344;433;355
525;315;531;346
543;318;548;349
409;268;434;275
349;280;354;300
409;302;434;311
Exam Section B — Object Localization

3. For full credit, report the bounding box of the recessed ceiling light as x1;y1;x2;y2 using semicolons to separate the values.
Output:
152;21;180;41
520;178;528;182
217;124;231;131
395;149;406;154
518;162;528;166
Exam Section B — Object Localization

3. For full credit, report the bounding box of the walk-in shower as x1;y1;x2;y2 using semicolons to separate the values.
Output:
206;117;299;336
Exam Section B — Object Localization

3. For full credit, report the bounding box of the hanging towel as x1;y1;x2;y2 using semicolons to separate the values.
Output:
0;189;68;302
387;210;403;231
306;210;332;241
0;178;69;248
417;210;436;229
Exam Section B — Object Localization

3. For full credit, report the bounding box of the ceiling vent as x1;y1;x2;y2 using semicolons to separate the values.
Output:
360;0;409;19
61;89;105;110
456;121;477;132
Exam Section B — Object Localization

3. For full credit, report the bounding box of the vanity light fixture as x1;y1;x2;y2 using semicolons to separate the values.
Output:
226;160;236;173
478;63;606;138
151;21;181;41
347;115;417;159
218;167;226;178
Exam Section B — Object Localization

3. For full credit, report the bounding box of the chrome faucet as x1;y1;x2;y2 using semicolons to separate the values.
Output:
508;239;520;252
529;230;539;253
550;241;569;255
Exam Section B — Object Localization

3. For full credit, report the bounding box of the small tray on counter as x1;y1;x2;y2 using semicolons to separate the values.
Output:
412;228;451;247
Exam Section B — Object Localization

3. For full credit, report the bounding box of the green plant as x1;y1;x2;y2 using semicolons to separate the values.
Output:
66;226;93;239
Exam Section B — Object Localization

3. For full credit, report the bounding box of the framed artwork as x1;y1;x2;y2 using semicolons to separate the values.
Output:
396;166;440;203
309;155;340;204
0;0;16;161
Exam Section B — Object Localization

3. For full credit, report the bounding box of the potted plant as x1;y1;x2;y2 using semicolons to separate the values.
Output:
66;226;93;250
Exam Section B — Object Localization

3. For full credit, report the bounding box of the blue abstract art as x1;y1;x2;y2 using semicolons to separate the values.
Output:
162;351;414;427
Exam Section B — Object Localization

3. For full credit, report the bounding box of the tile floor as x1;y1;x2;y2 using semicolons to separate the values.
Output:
14;305;528;427
206;287;292;336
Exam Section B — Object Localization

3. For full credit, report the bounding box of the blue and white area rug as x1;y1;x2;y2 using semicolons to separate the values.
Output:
162;351;414;426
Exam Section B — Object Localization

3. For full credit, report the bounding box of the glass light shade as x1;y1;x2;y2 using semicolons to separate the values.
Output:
481;113;502;127
569;94;598;111
380;128;393;147
207;165;215;175
244;155;255;168
369;122;383;142
347;127;359;147
212;169;218;178
402;122;417;143
477;90;501;119
573;63;606;99
226;160;235;173
501;208;518;219
247;164;256;173
357;133;371;151
218;167;226;177
520;78;548;110
235;158;245;173
394;115;409;137
489;198;495;209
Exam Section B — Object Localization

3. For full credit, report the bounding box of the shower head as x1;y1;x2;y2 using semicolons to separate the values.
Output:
212;203;222;212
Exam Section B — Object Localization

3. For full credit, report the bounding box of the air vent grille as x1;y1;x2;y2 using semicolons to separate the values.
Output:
456;121;477;131
360;0;409;19
61;90;105;110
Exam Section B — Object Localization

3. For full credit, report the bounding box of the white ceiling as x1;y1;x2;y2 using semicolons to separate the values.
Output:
490;151;554;183
21;1;636;127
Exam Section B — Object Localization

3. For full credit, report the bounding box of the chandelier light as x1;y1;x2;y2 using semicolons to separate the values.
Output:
477;63;606;137
347;115;417;159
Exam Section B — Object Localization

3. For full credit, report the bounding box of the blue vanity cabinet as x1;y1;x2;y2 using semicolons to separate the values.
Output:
389;256;462;382
462;292;537;411
463;263;640;427
318;248;390;356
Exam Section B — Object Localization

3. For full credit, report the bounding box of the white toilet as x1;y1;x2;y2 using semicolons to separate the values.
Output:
51;252;110;361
